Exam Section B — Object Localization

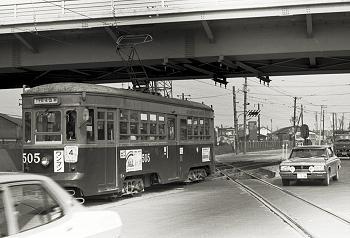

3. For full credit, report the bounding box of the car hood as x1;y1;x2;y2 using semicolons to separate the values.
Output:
334;142;350;147
281;157;326;165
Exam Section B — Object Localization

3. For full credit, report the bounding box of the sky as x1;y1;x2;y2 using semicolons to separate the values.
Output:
4;73;350;132
172;74;350;132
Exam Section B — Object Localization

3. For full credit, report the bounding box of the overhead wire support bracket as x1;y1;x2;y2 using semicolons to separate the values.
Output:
116;34;153;46
116;34;153;93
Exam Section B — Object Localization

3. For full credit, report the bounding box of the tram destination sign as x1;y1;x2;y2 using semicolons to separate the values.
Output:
33;97;60;105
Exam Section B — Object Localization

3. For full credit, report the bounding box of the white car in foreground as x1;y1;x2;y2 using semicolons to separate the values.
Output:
0;173;122;237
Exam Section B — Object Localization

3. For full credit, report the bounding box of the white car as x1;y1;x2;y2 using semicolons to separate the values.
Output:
0;173;122;237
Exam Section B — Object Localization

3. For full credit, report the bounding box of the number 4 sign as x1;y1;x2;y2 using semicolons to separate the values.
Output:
64;146;79;163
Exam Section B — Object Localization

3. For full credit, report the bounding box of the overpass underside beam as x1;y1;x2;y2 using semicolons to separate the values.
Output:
2;11;350;88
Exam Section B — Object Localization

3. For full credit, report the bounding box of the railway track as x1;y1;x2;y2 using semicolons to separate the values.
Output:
215;160;281;171
216;161;350;238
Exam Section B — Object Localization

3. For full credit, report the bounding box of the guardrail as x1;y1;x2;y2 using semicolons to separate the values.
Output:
1;0;349;33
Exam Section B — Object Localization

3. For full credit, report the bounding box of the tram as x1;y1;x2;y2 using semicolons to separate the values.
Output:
21;83;215;197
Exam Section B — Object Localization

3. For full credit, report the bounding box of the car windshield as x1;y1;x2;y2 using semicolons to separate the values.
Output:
290;148;326;159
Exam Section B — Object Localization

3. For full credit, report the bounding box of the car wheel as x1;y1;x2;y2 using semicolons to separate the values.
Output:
282;179;290;186
323;171;330;186
333;167;340;181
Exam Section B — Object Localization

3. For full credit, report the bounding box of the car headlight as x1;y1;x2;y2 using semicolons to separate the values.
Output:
280;165;295;173
41;155;52;167
280;165;290;171
313;165;325;171
309;166;315;172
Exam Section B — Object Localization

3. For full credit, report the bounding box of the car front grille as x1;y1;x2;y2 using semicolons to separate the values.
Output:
294;165;310;172
335;148;350;152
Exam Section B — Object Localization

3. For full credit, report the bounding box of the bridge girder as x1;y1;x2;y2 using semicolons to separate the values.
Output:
2;13;350;88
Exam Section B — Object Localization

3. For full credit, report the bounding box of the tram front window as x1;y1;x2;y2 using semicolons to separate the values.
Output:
35;111;62;143
66;110;76;140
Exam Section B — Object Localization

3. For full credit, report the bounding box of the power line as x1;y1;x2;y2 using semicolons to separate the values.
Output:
249;91;350;97
249;83;350;88
191;92;232;99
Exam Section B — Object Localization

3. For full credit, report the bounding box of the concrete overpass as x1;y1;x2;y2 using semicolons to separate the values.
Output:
1;0;350;88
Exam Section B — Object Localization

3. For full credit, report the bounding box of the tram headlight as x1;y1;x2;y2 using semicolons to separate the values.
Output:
41;155;52;167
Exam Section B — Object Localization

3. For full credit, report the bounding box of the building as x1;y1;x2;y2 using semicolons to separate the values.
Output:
272;126;298;142
0;113;22;142
0;113;22;171
216;126;235;145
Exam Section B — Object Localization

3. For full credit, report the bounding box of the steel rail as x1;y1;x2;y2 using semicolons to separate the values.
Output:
217;168;313;238
215;161;280;170
217;161;350;225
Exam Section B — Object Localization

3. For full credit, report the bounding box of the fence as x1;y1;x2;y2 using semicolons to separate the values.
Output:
215;140;292;155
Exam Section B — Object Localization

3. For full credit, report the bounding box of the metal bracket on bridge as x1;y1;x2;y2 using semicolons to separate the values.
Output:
116;34;153;46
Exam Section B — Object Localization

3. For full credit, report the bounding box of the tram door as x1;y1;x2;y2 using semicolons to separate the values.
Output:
95;110;116;190
167;116;180;180
178;117;188;179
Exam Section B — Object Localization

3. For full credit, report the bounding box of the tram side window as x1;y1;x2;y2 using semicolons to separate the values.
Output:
120;110;129;140
140;113;149;140
187;117;193;140
130;111;139;140
24;112;31;143
180;119;187;140
150;114;157;140
168;118;176;140
205;118;210;140
107;112;114;141
97;111;105;140
199;118;204;140
87;109;94;141
193;118;199;140
158;115;166;140
66;110;76;141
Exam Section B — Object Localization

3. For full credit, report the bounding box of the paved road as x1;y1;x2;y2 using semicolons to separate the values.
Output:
89;150;350;238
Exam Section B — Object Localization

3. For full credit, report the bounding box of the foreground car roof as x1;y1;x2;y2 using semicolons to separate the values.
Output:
0;172;51;184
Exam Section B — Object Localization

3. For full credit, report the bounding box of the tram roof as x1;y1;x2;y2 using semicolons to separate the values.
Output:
23;83;213;111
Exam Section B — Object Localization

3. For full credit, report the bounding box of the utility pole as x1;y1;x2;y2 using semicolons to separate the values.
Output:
270;118;273;134
301;104;304;125
322;108;325;141
319;105;326;145
293;97;297;147
335;113;338;130
232;86;239;155
319;107;322;145
258;103;261;141
332;113;335;141
243;77;248;154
